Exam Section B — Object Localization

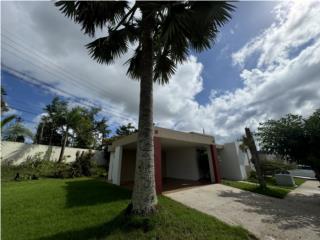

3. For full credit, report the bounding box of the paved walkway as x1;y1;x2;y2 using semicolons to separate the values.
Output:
164;181;320;240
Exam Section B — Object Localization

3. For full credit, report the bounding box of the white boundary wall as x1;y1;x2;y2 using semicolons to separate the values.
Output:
1;141;106;165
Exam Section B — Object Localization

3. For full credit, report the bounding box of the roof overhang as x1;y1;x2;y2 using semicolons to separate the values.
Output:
108;127;222;152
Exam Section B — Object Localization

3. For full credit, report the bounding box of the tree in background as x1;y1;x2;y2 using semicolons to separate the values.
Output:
1;87;9;113
58;107;85;162
1;87;16;129
305;110;320;181
56;1;234;215
73;107;110;149
35;97;110;152
116;123;137;137
2;118;33;142
257;110;320;182
44;97;69;146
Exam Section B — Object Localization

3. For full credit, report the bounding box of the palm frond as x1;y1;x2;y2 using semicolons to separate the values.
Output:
187;2;235;52
125;46;143;80
55;1;129;36
153;52;176;84
86;28;131;64
0;115;16;129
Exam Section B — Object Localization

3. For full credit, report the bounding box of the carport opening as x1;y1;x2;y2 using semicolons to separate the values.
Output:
161;146;211;192
119;139;213;192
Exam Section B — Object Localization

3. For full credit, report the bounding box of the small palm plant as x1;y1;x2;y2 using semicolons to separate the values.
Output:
56;1;234;215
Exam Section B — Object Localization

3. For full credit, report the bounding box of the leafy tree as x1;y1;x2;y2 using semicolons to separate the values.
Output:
56;1;234;215
304;110;320;181
116;123;137;137
36;97;110;150
257;110;320;182
35;116;63;146
69;107;110;149
257;114;306;162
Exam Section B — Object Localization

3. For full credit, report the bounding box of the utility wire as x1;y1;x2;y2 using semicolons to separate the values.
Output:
9;106;40;116
2;64;136;122
2;32;109;95
2;33;138;122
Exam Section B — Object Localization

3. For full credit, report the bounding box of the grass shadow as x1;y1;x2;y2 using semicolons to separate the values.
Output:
64;179;131;208
37;209;156;240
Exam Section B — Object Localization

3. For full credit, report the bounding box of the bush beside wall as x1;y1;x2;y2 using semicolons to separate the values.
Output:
1;151;107;181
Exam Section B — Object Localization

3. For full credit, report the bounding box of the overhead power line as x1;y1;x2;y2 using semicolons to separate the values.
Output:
2;32;108;95
1;31;138;122
9;106;40;116
2;64;136;122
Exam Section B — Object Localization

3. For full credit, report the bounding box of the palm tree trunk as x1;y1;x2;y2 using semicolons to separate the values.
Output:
132;9;157;215
245;128;266;189
58;125;69;163
39;121;45;144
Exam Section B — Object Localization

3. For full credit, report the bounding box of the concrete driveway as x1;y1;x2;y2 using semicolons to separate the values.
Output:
164;181;320;240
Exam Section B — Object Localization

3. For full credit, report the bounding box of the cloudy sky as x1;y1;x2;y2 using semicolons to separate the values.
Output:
1;1;320;143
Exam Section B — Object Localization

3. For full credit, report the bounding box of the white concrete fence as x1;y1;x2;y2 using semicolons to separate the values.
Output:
1;141;106;165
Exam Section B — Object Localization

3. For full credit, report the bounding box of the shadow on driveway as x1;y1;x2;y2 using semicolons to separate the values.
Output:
218;188;320;234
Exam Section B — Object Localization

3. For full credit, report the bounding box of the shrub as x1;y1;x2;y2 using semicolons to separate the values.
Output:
248;170;257;181
261;160;295;176
53;161;71;178
2;152;57;181
70;150;96;177
1;150;104;181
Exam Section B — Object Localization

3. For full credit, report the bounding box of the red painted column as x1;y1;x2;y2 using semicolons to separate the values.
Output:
154;137;162;194
210;144;221;183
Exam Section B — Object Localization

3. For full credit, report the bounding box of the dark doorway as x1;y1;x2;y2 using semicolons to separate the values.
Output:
197;149;210;181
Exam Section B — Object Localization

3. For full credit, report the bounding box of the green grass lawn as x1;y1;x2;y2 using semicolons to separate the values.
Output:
222;177;306;199
2;178;254;240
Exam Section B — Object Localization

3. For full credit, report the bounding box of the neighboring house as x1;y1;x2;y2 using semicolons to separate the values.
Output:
219;142;254;181
107;127;222;194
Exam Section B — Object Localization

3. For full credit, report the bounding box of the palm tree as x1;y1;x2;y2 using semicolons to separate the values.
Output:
2;121;33;142
58;107;84;162
56;1;234;215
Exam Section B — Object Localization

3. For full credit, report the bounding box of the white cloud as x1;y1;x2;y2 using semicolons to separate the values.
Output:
232;1;320;68
2;1;320;143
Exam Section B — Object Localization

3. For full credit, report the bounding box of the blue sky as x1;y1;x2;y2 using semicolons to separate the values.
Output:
195;1;277;103
2;1;320;142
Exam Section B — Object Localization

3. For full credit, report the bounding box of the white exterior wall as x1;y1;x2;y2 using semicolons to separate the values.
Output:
108;152;115;181
112;146;123;185
1;141;106;165
165;147;200;181
219;142;249;180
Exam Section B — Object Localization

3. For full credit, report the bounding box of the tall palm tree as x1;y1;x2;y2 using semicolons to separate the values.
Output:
56;1;234;215
58;107;84;162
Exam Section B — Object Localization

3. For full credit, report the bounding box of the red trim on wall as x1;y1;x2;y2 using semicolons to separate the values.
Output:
154;137;162;194
210;144;221;183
